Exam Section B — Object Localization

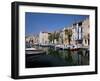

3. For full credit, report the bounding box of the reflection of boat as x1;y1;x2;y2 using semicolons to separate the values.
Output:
68;48;80;51
25;47;46;55
39;43;48;47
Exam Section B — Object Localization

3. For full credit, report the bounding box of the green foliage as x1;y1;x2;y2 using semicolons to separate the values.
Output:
48;32;60;44
48;33;53;43
55;32;60;42
64;29;73;44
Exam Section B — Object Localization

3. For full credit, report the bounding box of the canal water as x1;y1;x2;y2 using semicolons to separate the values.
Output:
26;45;89;68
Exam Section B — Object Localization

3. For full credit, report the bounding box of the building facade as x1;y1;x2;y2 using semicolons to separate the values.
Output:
39;32;50;44
82;18;90;47
71;22;83;45
25;18;89;48
62;27;73;45
25;35;39;47
60;18;89;47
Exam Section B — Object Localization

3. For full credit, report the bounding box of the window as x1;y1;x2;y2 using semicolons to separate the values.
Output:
85;39;87;44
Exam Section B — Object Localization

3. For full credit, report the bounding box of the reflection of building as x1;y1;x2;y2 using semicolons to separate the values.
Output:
39;32;50;44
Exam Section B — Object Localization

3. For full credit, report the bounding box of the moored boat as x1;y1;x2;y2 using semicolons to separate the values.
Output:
26;47;46;55
55;44;82;51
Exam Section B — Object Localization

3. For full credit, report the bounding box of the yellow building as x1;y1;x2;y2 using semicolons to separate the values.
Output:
62;27;73;45
82;18;90;47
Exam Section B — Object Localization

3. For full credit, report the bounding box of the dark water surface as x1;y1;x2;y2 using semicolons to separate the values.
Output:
26;46;89;68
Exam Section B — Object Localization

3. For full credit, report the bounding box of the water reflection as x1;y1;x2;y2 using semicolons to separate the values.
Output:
26;46;89;68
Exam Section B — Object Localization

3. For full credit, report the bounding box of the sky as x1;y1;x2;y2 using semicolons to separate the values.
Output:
25;12;89;36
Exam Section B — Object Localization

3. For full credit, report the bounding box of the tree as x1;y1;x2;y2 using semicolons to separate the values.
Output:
55;32;60;43
48;33;55;44
48;33;52;43
48;32;60;44
65;29;73;45
48;34;52;42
